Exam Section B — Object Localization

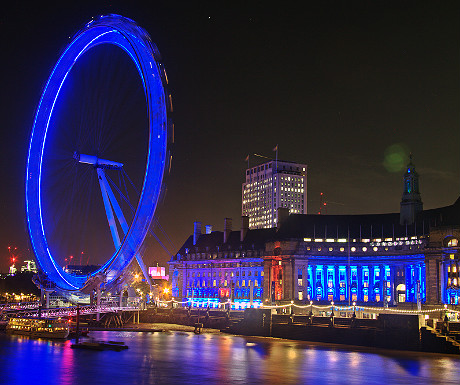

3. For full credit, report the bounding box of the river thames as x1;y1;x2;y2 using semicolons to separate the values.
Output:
0;330;459;384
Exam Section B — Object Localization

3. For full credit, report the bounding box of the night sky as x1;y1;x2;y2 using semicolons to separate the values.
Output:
0;1;459;273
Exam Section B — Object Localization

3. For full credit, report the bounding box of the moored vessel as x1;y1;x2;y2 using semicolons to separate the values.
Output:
6;317;69;339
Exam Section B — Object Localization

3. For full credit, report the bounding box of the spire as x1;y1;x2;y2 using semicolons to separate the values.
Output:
400;154;423;225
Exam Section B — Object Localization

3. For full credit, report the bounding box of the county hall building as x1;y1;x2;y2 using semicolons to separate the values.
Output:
169;158;460;308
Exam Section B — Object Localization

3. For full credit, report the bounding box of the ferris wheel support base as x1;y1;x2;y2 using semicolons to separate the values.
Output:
96;168;153;292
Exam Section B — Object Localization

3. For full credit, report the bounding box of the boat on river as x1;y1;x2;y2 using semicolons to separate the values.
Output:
6;317;69;339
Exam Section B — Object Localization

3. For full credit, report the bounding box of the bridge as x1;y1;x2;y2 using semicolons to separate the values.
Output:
0;301;143;327
13;305;139;319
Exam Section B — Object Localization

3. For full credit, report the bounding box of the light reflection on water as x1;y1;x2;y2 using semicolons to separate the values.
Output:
0;331;459;385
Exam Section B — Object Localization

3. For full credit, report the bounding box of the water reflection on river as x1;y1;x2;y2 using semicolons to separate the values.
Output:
0;330;459;384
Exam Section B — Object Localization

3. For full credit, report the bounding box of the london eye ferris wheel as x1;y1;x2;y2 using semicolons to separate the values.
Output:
25;15;172;292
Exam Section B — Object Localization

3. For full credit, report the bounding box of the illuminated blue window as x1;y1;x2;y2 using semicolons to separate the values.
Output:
385;266;391;300
327;267;335;300
350;267;358;301
307;266;313;300
315;265;324;300
362;266;370;302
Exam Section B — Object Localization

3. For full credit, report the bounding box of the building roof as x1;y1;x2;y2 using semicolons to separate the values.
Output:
174;227;277;258
171;197;460;261
275;197;460;240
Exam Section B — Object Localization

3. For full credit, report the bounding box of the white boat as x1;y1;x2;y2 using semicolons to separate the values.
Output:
6;317;69;339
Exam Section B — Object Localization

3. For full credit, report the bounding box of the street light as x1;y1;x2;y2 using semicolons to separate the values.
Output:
329;301;335;328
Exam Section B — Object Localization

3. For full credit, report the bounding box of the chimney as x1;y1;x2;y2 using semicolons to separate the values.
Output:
193;221;202;245
223;218;232;243
277;207;290;230
205;225;212;234
241;216;249;242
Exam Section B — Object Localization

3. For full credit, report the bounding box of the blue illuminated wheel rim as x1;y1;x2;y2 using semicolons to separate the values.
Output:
26;15;170;291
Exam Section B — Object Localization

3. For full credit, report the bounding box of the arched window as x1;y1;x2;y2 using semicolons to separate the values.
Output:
396;284;406;303
447;238;458;247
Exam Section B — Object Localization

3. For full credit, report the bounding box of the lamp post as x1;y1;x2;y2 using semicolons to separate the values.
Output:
443;304;449;334
350;301;357;328
306;300;313;326
330;301;335;327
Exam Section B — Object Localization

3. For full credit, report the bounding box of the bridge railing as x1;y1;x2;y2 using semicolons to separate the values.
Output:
9;304;141;319
0;302;40;313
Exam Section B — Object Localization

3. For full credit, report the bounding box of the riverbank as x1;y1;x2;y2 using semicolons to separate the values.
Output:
84;322;460;360
86;322;221;334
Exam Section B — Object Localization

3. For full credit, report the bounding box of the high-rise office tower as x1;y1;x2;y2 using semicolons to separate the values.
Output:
242;160;307;229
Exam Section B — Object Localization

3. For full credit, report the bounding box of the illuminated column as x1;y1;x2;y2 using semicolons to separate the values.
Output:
410;264;415;302
334;265;339;301
357;265;363;302
405;265;411;302
302;264;307;301
307;264;312;300
416;278;421;311
369;265;375;302
379;265;384;304
390;265;396;305
420;262;426;302
346;265;350;303
316;265;322;300
313;265;318;300
322;265;327;300
316;265;320;300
